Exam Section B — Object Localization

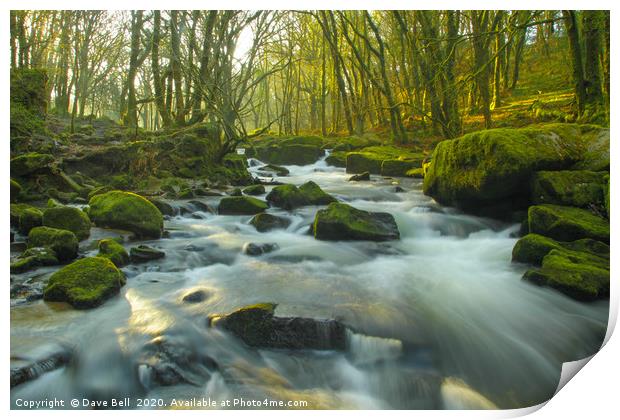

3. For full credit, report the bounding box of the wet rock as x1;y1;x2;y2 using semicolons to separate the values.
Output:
88;190;164;239
394;186;405;193
349;172;370;182
27;226;78;262
11;242;27;253
249;213;291;232
182;289;210;303
42;206;91;240
10;247;59;274
43;257;126;309
228;187;243;197
210;303;347;350
10;152;54;177
218;196;269;215
188;200;214;213
258;164;290;176
194;188;223;197
11;349;72;388
531;170;607;208
130;245;166;263
313;202;400;242
148;197;175;216
242;242;279;256
18;207;43;235
512;233;609;266
266;181;336;210
242;184;266;195
98;238;130;267
528;204;609;243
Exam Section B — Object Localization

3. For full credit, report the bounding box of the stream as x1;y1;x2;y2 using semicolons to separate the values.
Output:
10;153;608;409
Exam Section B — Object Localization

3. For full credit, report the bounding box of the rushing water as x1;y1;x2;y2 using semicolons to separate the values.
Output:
10;153;608;409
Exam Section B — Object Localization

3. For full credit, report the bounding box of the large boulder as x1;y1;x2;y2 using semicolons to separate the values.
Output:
18;207;43;235
266;181;336;210
345;146;425;175
242;184;266;195
531;170;607;208
512;233;609;266
528;204;609;243
10;152;54;176
43;257;126;309
423;124;605;214
42;206;91;240
312;202;400;241
88;190;163;239
27;226;78;262
249;213;291;232
218;196;269;215
258;164;289;176
98;239;130;267
210;303;347;350
254;136;325;165
523;249;609;301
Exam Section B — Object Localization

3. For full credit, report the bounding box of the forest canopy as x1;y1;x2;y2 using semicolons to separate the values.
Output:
10;10;610;157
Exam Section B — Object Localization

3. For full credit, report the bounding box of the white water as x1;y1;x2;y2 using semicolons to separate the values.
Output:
10;154;608;409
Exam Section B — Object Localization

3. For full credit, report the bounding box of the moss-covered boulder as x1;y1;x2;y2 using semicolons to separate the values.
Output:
512;233;609;266
98;239;130;267
258;164;289;176
266;181;336;210
523;249;609;301
345;146;425;175
531;170;607;208
255;141;324;165
10;179;21;202
325;151;347;168
604;175;610;218
423;125;600;214
249;213;291;232
218;196;268;215
346;152;383;174
349;172;370;182
88;190;163;239
11;203;36;227
43;257;126;309
130;245;166;263
528;204;609;243
27;226;78;262
10;153;54;177
47;198;62;208
406;168;425;179
42;206;91;240
313;202;400;241
242;185;266;195
18;207;43;235
147;197;175;217
10;247;59;274
381;159;420;177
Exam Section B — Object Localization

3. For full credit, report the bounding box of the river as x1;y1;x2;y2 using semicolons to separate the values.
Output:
10;153;608;409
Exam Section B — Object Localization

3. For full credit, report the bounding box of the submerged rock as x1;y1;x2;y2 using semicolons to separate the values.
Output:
242;184;266;195
43;257;126;309
266;181;336;210
528;204;609;243
42;206;91;240
27;226;78;262
531;170;607;208
242;242;279;256
11;349;72;388
181;289;210;303
349;172;370;182
88;190;164;239
249;213;291;232
313;202;400;242
218;196;269;215
130;245;166;263
10;247;59;274
148;197;175;216
258;164;290;176
98;238;130;267
210;303;347;350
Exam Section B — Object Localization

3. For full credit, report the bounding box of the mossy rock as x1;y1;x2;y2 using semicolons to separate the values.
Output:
346;153;382;174
148;197;175;216
423;124;600;214
266;181;336;210
130;244;166;263
512;233;610;266
218;196;269;215
10;152;54;177
18;207;43;235
88;190;163;239
98;239;130;267
87;185;112;200
523;249;609;301
42;206;91;241
47;198;62;208
229;187;243;197
572;128;609;172
345;146;424;175
255;143;323;165
11;203;36;227
406;168;425;179
10;179;22;202
211;303;278;345
381;159;421;177
531;170;607;208
243;185;266;195
349;172;370;182
43;257;126;309
604;175;610;218
10;247;59;274
27;226;78;262
313;202;400;241
528;204;609;243
258;164;289;176
249;213;291;232
325;151;347;168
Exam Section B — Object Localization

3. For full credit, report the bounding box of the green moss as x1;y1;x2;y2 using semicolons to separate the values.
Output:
97;239;130;267
325;151;347;167
10;68;48;137
47;198;62;208
218;196;269;215
528;204;609;243
43;257;126;309
266;181;336;210
11;203;36;226
512;233;610;266
345;146;425;175
10;179;22;202
523;249;609;301
11;247;59;274
243;185;266;195
258;164;289;176
249;213;291;232
406;168;425;179
18;207;43;235
313;202;400;241
87;186;111;200
604;175;610;218
42;206;91;240
88;190;163;239
10;153;54;177
212;303;277;344
531;170;606;208
27;226;78;262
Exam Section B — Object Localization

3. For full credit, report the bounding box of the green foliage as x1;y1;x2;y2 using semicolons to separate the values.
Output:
43;257;126;309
